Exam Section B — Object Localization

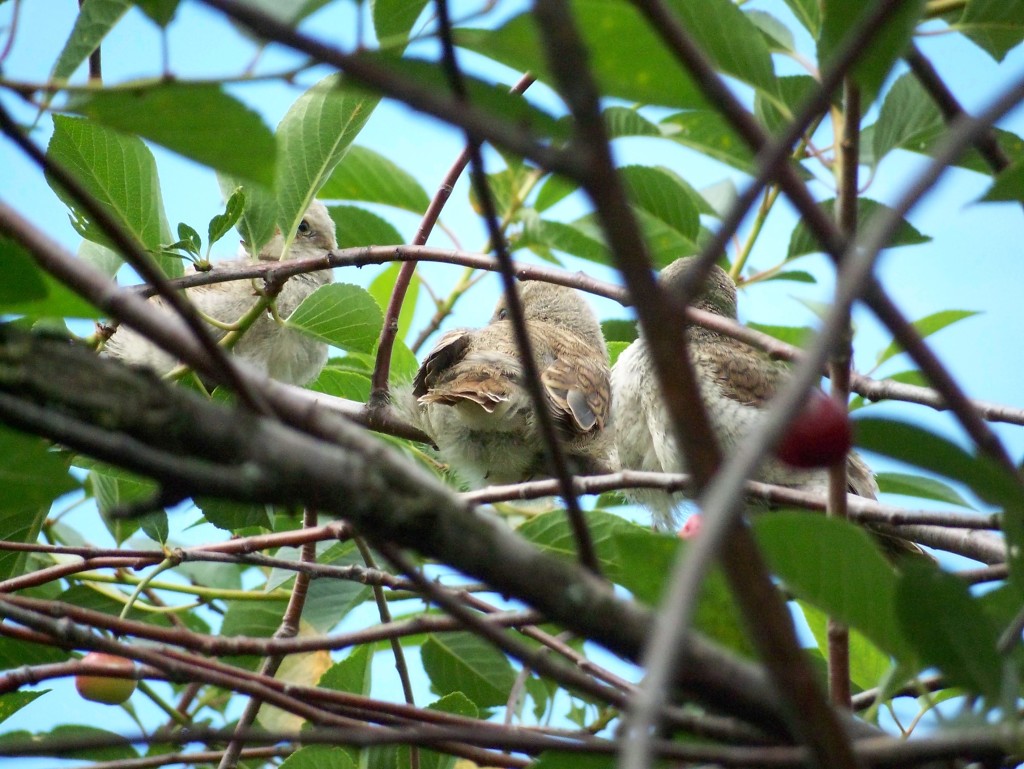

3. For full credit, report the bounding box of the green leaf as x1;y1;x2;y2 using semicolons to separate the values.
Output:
603;106;660;140
0;427;79;581
308;368;372;401
620;165;701;241
275;74;381;251
330;205;404;249
369;263;420;341
176;222;202;257
955;0;1024;62
896;561;1004;699
0;237;48;304
0;637;65;672
787;198;930;259
134;0;180;26
746;322;813;348
208;187;246;248
874;309;979;367
981;157;1024;203
601;319;637;344
89;465;167;546
819;0;925;102
854;417;1024;509
70;84;276;187
321;145;430;213
373;0;430;47
746;9;796;53
875;472;976;509
413;693;480;769
47;115;178;276
515;508;637;569
534;173;579;213
754;75;821;136
660;110;757;174
285;283;384;353
0;691;47;727
50;0;132;83
298;543;373;632
754;512;912;662
31;725;136;762
782;0;821;37
195;498;272;532
319;644;373;695
871;73;1024;173
609;529;755;657
533;753;614;769
217;175;278;257
800;601;891;691
420;632;516;708
280;746;356;769
514;213;611;264
220;601;286;670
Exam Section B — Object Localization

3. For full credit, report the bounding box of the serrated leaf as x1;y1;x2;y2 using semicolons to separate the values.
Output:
609;529;755;657
285;283;384;353
195;498;272;532
787;198;930;259
782;0;820;37
620;165;701;241
369;262;420;341
458;0;777;109
516;508;637;569
89;466;165;546
896;561;1004;699
875;310;979;367
514;214;611;264
875;472;976;509
50;0;131;83
280;746;356;769
319;644;373;695
955;0;1024;62
819;0;925;103
660;110;757;174
328;205;404;250
754;512;912;662
420;632;516;708
208;187;246;247
47;115;177;276
70;84;276;187
321;145;430;213
275;74;381;252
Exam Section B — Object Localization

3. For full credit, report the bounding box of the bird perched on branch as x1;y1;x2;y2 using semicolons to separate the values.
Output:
402;280;614;488
612;256;923;559
104;201;336;386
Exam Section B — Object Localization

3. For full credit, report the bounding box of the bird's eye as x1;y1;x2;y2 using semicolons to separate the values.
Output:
297;219;312;236
497;308;508;320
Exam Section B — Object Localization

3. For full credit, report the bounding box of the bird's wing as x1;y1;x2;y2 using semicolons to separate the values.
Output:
540;348;610;435
693;332;789;408
414;330;518;412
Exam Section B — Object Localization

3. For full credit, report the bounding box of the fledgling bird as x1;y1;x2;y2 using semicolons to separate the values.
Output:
612;257;922;558
402;280;614;488
104;201;336;386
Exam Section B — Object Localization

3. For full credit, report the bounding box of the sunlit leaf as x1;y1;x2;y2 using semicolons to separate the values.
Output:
285;283;384;353
321;145;430;213
874;310;979;367
70;84;276;186
50;0;131;83
787;198;930;259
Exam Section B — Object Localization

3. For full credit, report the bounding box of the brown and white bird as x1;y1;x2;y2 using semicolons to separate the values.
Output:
104;201;336;386
404;280;614;488
612;257;918;557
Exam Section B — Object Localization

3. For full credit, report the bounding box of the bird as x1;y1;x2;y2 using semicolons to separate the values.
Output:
401;279;614;489
611;256;923;558
104;200;336;386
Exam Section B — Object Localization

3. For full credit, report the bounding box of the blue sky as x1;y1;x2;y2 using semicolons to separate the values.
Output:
2;0;1024;750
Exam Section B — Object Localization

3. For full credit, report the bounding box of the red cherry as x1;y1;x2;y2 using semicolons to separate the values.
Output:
75;652;137;705
774;390;853;469
677;514;702;539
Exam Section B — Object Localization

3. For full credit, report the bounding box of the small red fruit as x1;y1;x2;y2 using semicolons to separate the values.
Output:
678;514;702;539
75;652;137;705
774;389;853;469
